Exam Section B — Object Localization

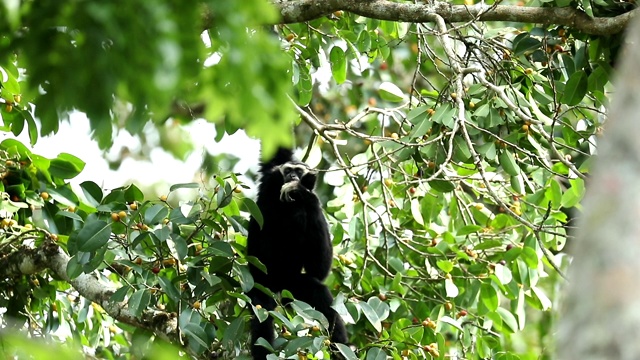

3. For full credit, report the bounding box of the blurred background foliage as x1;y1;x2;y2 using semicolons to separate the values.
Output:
0;0;628;359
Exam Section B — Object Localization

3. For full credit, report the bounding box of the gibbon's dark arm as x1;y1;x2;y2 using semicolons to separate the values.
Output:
302;200;333;280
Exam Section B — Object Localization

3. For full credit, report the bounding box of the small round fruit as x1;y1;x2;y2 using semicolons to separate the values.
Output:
285;34;295;42
193;301;201;309
390;132;399;140
384;178;393;187
426;108;435;115
5;103;12;112
111;213;120;222
450;92;457;100
159;195;168;202
378;293;387;301
233;186;242;193
522;124;529;132
311;325;320;332
368;97;377;107
118;211;127;220
409;187;416;195
255;304;262;310
469;101;476;108
333;10;343;17
40;192;50;200
444;301;453;311
456;310;468;318
506;244;514;251
525;68;534;75
129;202;138;210
134;258;143;265
151;267;160;274
499;259;507;265
379;62;388;70
13;95;21;103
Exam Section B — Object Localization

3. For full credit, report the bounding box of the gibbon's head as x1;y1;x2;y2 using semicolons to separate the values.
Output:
276;162;317;202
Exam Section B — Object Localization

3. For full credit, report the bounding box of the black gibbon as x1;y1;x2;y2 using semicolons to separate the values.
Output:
247;148;348;359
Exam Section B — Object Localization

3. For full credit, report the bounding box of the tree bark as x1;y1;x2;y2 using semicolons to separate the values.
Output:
274;0;636;35
558;14;640;360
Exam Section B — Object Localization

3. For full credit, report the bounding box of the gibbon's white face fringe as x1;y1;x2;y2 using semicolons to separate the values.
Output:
276;163;309;176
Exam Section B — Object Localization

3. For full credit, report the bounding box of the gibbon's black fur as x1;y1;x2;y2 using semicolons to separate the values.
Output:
247;148;348;359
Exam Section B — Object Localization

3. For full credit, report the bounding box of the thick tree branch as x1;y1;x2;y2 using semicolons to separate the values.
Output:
0;241;181;346
275;0;636;35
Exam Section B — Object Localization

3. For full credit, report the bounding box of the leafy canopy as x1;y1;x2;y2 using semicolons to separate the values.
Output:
0;0;620;359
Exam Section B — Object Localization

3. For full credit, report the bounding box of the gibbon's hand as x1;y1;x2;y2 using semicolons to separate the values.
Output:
279;180;311;202
280;181;298;202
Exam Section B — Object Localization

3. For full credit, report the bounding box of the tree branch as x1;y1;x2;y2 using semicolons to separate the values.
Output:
0;240;181;345
275;0;636;35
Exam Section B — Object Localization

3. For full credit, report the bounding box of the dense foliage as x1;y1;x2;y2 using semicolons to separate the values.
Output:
0;0;629;359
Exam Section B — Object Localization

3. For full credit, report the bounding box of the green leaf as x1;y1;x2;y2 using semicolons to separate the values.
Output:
521;246;538;268
129;289;151;318
80;181;103;207
481;283;499;312
436;260;454;273
182;322;210;349
124;184;144;203
359;301;382;332
496;307;519;333
430;179;455;193
365;348;387;360
330;46;347;84
49;153;85;179
217;182;233;208
367;296;390;321
144;204;169;225
457;224;483;236
0;139;32;159
493;263;513;285
531;286;552;310
242;198;263;229
221;316;246;348
157;276;181;302
75;220;111;252
561;178;585;208
561;70;588;106
499;151;519;176
169;182;200;192
66;255;83;279
378;82;405;102
336;343;358;360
